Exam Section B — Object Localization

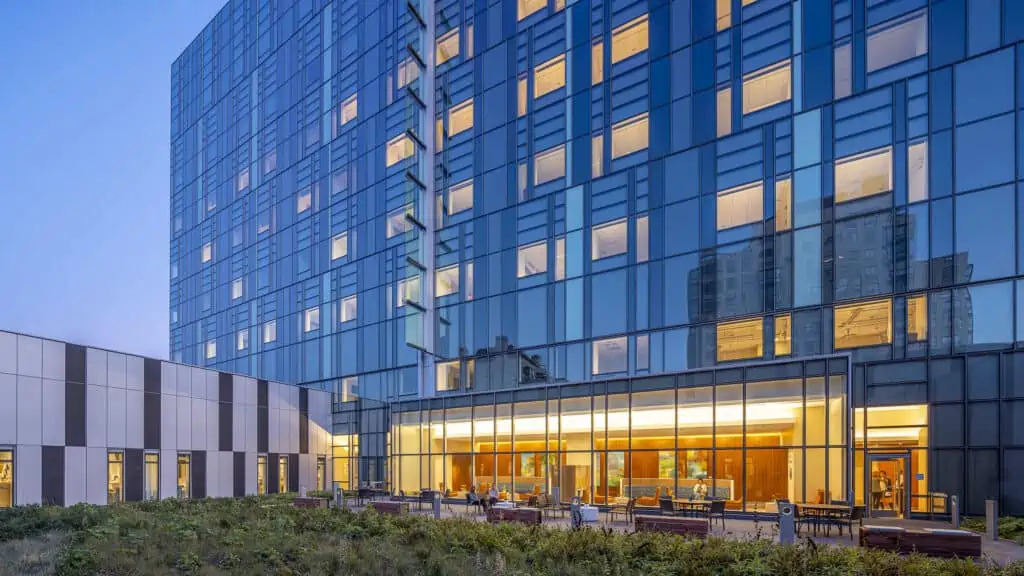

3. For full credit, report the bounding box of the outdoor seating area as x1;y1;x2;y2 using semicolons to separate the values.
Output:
775;498;865;539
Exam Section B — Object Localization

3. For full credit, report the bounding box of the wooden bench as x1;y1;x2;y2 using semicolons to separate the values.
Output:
370;500;409;516
293;497;329;509
859;526;981;559
634;515;709;539
487;506;542;525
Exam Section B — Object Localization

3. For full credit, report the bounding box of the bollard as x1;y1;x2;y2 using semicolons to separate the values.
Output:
552;486;560;506
433;491;441;519
951;495;960;529
334;483;344;510
986;500;999;541
778;503;796;545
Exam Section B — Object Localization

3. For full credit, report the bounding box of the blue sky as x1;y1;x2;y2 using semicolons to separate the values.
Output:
0;1;223;358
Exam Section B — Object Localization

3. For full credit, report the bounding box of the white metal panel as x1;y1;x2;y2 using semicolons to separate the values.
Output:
190;398;206;451
64;446;87;505
0;374;16;444
41;339;65;381
17;376;42;446
190;367;206;399
40;378;65;446
176;396;191;450
125;355;144;391
86;385;106;447
107;353;126;389
0;331;16;375
86;348;107;386
125;389;144;449
206;371;219;402
159;449;177;499
106;387;127;449
245;404;257;453
16;335;42;378
85;447;106;505
160;362;177;396
161;393;177;450
176;364;191;398
16;444;41;505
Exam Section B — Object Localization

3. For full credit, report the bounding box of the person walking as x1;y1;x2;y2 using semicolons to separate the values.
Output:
870;471;883;510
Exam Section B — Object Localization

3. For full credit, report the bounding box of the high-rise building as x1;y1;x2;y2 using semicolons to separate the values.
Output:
171;0;1024;517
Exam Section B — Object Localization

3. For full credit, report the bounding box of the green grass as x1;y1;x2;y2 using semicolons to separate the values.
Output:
0;495;1020;575
963;517;1024;546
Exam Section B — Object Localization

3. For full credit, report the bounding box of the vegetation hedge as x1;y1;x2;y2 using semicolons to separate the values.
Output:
0;495;1020;575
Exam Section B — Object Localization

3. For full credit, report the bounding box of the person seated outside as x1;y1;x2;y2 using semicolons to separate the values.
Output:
692;477;709;501
488;485;500;508
467;485;482;512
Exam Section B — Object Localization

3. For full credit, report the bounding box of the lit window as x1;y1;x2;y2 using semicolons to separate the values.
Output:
278;456;288;493
592;134;603;178
835;42;852;99
205;340;217;359
466;261;474;300
717;87;732;136
466;23;474;58
554;0;565;11
742;60;791;114
611;15;648;64
436;360;460;391
436;29;460;65
256;455;266;495
834;298;892;349
257;212;272;234
534;145;565;185
304;307;320;332
237;168;249;192
449;98;473;136
717;318;763;361
555;237;566;280
397;58;419;88
775;178;792;231
517;76;527;117
518;0;545;20
834;147;892;203
231;278;243;300
397;276;420;307
297;188;312;213
237;329;249;351
177;454;191;498
774;315;791;356
340;295;358;323
385;134;415;167
436;264;459;297
386;206;412;238
0;450;12;507
263;320;276;343
435;117;444;151
517;162;528;200
331;232;348;260
517;241;547;278
340;376;359;402
716;0;730;31
171;263;178;279
593;337;627;374
907;294;928;344
592;41;603;84
201;242;212;263
867;11;927;73
611;113;648;159
637;215;649;263
591;219;627;260
341;94;358;125
448;179;473;215
716;181;763;230
144;453;159;501
908;140;928;203
534;54;566;98
107;451;123;504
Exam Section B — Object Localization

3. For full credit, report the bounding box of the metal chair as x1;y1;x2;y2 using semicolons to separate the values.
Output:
659;497;681;516
606;497;636;524
708;499;726;530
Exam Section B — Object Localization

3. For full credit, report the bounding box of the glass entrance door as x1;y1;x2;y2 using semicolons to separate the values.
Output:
867;453;909;518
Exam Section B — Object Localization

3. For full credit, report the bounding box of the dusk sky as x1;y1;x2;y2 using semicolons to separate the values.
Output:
0;1;223;358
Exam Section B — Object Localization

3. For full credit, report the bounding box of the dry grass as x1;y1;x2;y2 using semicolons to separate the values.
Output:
0;531;65;576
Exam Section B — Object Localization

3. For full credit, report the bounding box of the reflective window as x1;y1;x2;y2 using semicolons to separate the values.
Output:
592;269;628;336
867;11;927;72
593;337;627;374
664;253;699;326
256;455;266;495
144;453;159;501
304;307;320;332
955;114;1016;193
518;241;547;277
236;329;248;351
908;140;928;203
592;219;627;260
717;318;763;362
436;360;460;391
835;41;852;99
636;334;650;371
201;242;212;263
517;76;527;117
331;232;348;260
775;178;792;231
397;276;420;307
717;87;732;137
448;179;473;215
636;215;649;263
834;211;894;300
518;0;545;20
907;294;928;345
955;185;1015;282
436;265;459;297
205;340;216;359
611;15;648;64
716;0;730;31
231;278;243;300
386;206;412;238
955;282;1013;351
385;134;415;166
742;60;791;114
555;237;566;280
535;145;565;184
297;188;312;213
775;315;792;356
611;113;648;159
263;320;276;343
592;133;603;178
236;168;249;192
717;182;763;230
834;298;892;349
716;239;763;318
397;58;419;88
835;147;892;203
177;454;191;498
592;41;603;85
340;296;357;323
534;54;566;98
448;99;473;136
341;94;358;125
436;29;460;65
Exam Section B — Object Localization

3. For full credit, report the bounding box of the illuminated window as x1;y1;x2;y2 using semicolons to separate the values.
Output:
385;134;414;167
742;60;791;114
534;54;566;98
774;315;791;356
436;29;460;65
611;113;648;159
775;178;792;231
237;168;249;192
386;206;412;238
107;451;123;504
331;232;348;260
592;134;603;178
435;117;444;151
341;94;358;125
448;179;473;215
466;23;474;58
716;181;763;230
518;0;545;20
554;0;565;11
304;307;320;332
436;360;460;391
436;265;459;297
397;58;419;88
908;294;928;344
593;337;627;374
297;188;312;213
592;41;603;84
144;453;159;501
611;15;648;64
555;237;566;281
466;262;474;300
340;296;357;323
717;87;731;136
517;76;527;117
835;147;892;203
716;0;730;31
835;298;892;349
231;278;243;300
592;219;627;260
256;455;266;495
535;145;565;185
397;276;420;307
201;242;212;263
340;377;359;403
278;456;288;493
908;140;928;203
517;241;547;278
717;318;763;362
237;329;249;351
449;98;474;136
205;340;217;360
637;215;649;263
263;320;276;343
177;454;191;498
867;11;927;73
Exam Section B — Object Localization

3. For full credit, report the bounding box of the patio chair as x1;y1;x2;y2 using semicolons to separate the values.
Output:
607;497;636;524
465;492;483;514
659;497;681;517
831;505;864;540
708;499;726;530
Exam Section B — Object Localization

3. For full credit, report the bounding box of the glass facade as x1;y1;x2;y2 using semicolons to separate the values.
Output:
173;0;1024;514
